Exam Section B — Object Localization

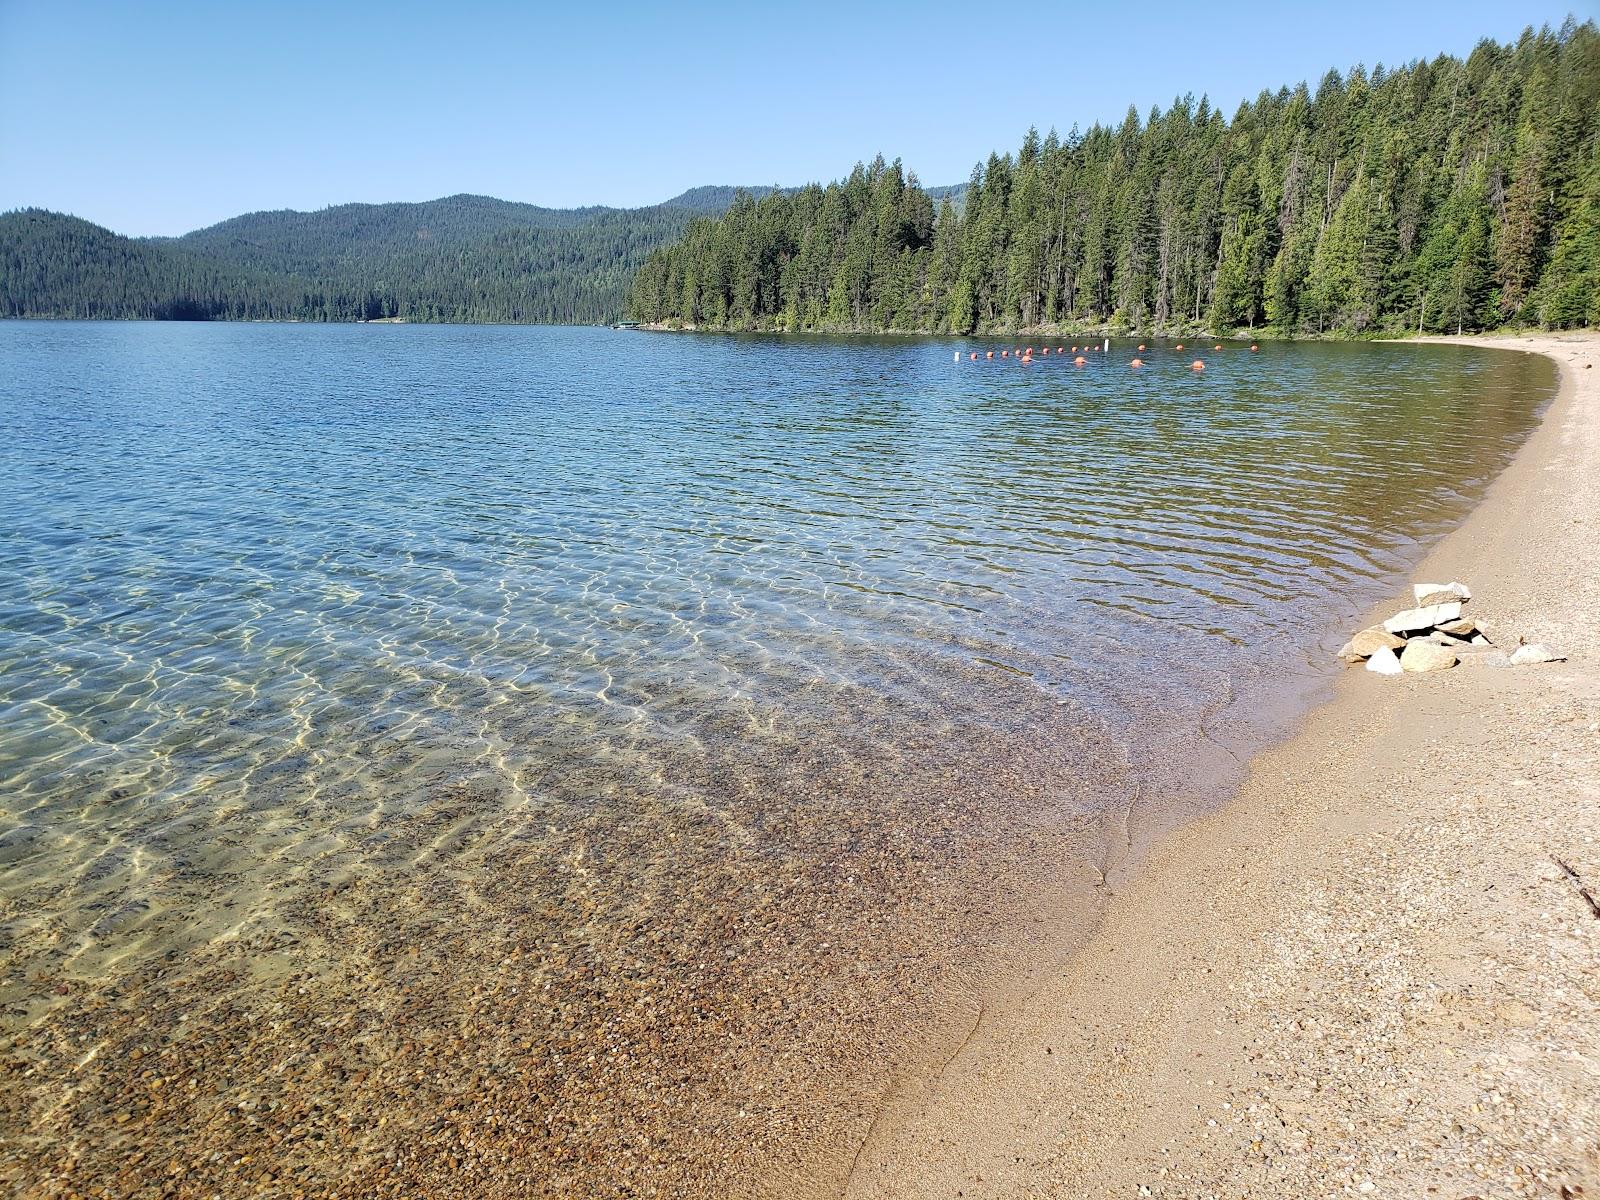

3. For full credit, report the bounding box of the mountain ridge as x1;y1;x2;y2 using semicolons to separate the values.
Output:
0;186;800;323
2;182;967;324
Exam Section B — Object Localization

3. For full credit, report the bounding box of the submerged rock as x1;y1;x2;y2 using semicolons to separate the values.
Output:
1338;626;1407;662
1366;646;1403;675
1413;581;1472;606
1401;640;1458;672
1383;602;1464;634
1510;643;1567;666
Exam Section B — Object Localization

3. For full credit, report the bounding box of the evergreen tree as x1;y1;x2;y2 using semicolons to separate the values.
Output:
628;20;1596;337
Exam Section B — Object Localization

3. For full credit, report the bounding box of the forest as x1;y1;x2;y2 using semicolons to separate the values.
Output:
0;191;766;324
629;20;1599;336
6;23;1595;334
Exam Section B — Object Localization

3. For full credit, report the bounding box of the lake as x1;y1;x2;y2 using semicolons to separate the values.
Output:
0;322;1555;1197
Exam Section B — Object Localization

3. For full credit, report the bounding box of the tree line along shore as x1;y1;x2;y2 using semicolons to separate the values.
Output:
628;21;1598;339
3;22;1594;337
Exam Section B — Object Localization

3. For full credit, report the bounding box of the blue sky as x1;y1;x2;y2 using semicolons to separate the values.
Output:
0;0;1583;236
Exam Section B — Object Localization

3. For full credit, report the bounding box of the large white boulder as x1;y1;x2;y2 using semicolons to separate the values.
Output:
1382;602;1463;634
1365;646;1403;675
1412;581;1471;606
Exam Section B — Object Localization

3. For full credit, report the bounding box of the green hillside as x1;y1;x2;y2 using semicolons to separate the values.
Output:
1;190;767;324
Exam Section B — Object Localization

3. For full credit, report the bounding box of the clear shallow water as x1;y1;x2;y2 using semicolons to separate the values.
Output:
0;323;1554;1196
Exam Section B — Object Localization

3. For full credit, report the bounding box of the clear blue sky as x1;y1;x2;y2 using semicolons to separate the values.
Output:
0;0;1583;236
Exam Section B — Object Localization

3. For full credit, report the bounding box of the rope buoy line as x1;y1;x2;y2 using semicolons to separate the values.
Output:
956;339;1250;367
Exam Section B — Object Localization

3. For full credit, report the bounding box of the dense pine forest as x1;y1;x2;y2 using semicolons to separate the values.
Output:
630;20;1599;336
0;191;775;324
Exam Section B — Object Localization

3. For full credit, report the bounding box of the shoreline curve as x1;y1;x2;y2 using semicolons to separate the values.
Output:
840;331;1600;1199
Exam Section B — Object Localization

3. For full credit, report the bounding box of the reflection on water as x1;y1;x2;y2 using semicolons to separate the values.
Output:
0;324;1553;1196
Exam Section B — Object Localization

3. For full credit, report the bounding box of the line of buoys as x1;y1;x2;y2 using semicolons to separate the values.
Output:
958;339;1252;369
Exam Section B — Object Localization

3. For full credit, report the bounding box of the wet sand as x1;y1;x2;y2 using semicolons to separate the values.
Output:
844;332;1600;1197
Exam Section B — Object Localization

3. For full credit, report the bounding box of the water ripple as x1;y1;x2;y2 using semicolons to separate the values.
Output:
0;323;1553;1195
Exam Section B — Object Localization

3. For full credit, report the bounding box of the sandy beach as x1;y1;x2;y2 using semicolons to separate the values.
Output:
845;331;1600;1199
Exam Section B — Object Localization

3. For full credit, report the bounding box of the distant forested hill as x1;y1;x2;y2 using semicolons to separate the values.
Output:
0;190;780;324
631;20;1600;336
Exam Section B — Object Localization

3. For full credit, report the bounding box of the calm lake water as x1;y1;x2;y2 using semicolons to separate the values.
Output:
0;323;1555;1197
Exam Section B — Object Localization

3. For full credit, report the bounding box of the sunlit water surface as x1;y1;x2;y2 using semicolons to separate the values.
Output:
0;323;1554;1197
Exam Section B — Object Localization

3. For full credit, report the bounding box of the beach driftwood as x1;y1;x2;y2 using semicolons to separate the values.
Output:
1551;855;1600;919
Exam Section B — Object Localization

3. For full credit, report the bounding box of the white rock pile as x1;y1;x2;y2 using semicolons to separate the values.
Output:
1338;581;1567;675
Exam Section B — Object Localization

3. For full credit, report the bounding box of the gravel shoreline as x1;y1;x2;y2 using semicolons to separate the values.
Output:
845;332;1600;1199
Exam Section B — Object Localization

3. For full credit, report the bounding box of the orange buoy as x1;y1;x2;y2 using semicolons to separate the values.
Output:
1001;349;1009;357
1130;358;1144;367
1214;344;1223;351
986;350;994;359
1191;359;1205;370
1250;344;1259;352
1074;355;1087;365
1040;347;1049;356
1026;347;1035;355
1056;346;1064;354
969;352;978;360
1175;343;1184;350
